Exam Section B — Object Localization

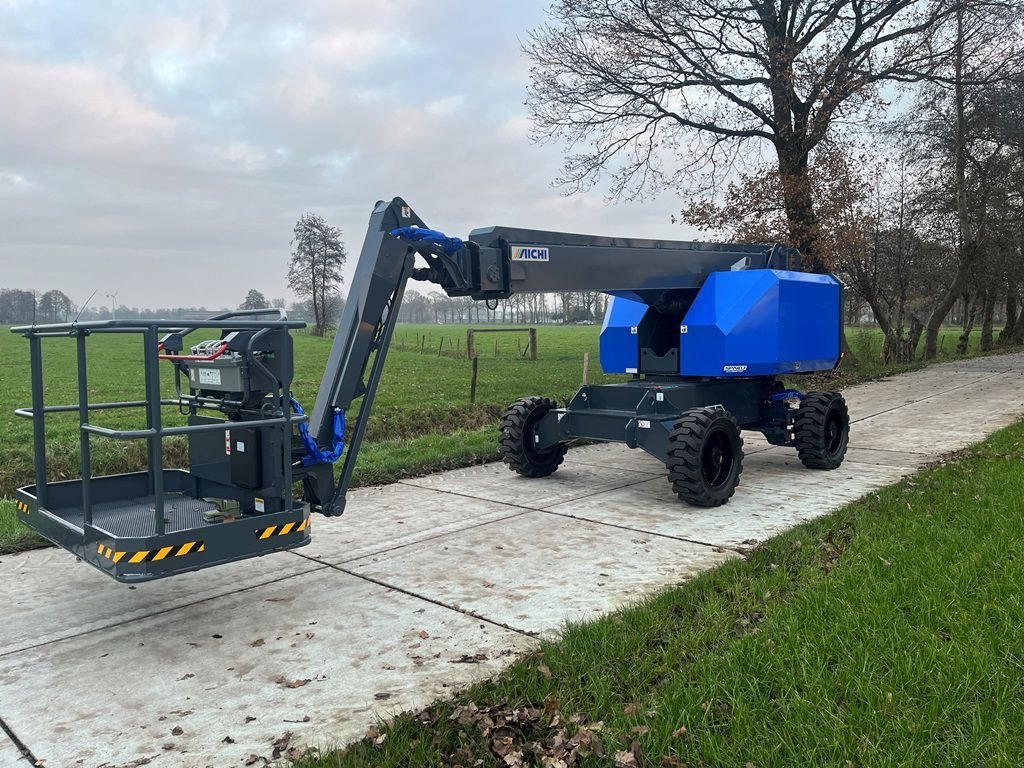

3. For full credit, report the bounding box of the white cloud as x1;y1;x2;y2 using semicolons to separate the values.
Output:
0;55;178;163
0;0;696;309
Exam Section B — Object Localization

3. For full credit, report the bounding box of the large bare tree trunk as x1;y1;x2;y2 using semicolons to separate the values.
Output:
777;145;824;272
957;293;976;355
998;290;1018;345
979;290;996;351
925;5;972;361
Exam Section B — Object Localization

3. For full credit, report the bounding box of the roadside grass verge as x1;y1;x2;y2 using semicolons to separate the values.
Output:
0;498;44;554
303;421;1024;768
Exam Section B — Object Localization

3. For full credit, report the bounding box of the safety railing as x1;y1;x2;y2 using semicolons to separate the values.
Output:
10;315;306;537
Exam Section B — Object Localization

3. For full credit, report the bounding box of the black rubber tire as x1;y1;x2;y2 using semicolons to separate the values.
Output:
499;397;568;477
794;391;850;469
667;408;744;507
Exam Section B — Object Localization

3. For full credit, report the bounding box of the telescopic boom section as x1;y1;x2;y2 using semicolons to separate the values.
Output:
307;197;800;516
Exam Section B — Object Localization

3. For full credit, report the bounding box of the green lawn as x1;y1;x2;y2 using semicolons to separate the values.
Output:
0;323;1016;555
301;420;1024;768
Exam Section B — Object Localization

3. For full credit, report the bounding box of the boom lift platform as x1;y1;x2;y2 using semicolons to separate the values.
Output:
11;198;849;583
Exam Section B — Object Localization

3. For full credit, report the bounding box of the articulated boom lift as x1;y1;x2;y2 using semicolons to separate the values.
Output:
12;197;849;583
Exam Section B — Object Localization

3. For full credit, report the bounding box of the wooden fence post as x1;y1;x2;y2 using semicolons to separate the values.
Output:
466;329;475;359
470;357;479;404
582;352;590;385
529;327;537;360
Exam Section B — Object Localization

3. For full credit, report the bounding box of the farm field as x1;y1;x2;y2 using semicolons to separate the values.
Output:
0;322;1015;553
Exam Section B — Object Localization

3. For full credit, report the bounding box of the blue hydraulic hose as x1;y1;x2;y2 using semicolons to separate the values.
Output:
389;226;464;255
290;396;346;466
771;389;804;402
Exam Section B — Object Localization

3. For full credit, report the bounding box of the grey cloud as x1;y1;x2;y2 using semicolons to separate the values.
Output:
0;0;697;309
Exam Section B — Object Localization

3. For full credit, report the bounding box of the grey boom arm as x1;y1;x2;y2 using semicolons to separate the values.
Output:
303;197;799;516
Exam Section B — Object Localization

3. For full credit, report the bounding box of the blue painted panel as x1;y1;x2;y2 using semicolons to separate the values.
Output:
679;270;840;377
599;295;647;374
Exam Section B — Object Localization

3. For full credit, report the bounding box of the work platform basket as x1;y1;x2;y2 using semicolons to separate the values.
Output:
11;313;311;583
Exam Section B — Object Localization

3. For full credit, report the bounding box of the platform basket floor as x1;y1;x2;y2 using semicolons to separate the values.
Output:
49;493;221;538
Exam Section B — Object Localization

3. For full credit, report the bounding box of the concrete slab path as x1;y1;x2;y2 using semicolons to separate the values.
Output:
1;354;1022;767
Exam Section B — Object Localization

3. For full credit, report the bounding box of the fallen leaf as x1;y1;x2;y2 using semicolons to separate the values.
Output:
419;630;430;639
274;676;310;689
365;725;381;739
271;731;294;760
538;664;552;679
250;639;265;648
623;701;642;716
222;736;235;744
614;749;638;767
672;725;688;739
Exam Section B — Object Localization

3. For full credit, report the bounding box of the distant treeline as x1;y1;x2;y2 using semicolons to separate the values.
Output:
397;289;609;325
0;287;232;325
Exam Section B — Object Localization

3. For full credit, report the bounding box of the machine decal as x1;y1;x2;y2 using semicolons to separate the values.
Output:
16;500;29;514
723;365;748;373
510;245;549;262
96;540;206;564
196;367;222;386
256;518;309;539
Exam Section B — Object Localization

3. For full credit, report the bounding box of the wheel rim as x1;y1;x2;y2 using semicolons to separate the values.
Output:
824;407;845;455
701;428;735;489
522;408;554;462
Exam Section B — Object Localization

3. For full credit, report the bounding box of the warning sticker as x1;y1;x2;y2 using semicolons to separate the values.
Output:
197;367;222;386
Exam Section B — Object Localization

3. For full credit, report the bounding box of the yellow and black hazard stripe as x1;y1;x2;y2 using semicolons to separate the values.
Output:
96;540;206;564
15;500;31;514
255;517;310;540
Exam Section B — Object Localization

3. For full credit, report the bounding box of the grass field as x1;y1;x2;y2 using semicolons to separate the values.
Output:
0;323;1016;554
301;420;1024;768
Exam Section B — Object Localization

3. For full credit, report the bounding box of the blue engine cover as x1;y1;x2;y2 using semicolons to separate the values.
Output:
679;269;840;377
600;295;647;374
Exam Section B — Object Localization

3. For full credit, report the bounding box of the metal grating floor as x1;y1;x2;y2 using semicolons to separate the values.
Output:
49;494;222;538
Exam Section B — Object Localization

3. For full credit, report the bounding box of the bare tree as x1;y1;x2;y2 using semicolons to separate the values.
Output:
238;289;268;311
288;213;347;336
899;0;1024;357
37;289;76;322
527;0;958;269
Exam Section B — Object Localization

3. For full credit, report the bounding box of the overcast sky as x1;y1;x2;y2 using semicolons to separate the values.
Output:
0;0;702;310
